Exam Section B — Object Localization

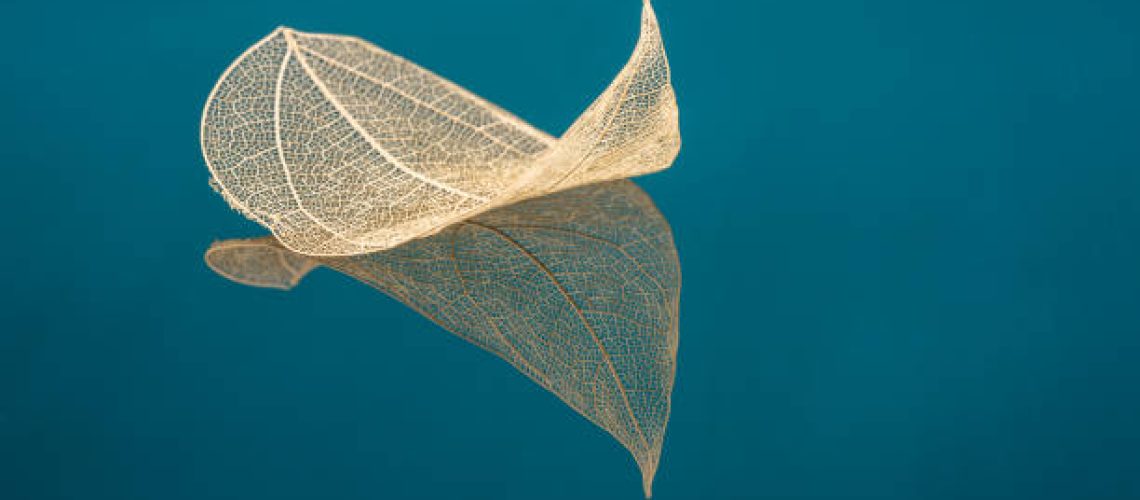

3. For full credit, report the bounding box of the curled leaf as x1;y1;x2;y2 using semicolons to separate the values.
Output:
201;1;679;256
205;180;679;496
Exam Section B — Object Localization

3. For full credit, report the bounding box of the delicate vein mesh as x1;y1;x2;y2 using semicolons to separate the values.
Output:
201;0;679;256
204;180;680;497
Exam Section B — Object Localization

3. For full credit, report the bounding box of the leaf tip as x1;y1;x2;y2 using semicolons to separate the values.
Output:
641;0;658;21
271;26;296;37
637;455;660;499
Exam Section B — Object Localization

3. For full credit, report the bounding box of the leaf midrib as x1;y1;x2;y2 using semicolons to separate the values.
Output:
279;29;489;204
465;220;652;454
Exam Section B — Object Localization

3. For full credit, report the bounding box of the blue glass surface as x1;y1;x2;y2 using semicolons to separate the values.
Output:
1;0;1138;498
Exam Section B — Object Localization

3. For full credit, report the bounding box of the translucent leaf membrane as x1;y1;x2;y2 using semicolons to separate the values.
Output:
202;1;679;256
205;180;680;496
513;0;680;197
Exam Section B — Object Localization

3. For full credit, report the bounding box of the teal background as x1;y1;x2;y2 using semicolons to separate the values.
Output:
2;0;1138;498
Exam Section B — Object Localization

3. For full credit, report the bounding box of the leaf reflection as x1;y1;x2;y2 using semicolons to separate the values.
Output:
206;180;679;496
